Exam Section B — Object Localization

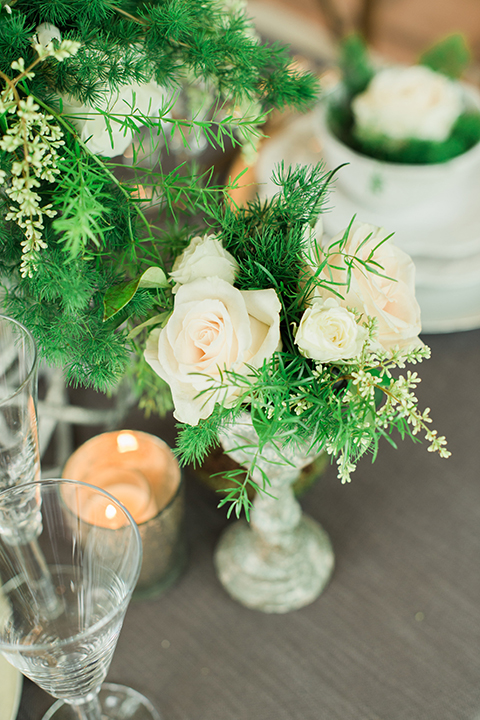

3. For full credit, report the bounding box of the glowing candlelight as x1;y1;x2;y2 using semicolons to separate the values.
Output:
80;494;123;529
116;432;139;453
62;430;186;597
79;466;158;527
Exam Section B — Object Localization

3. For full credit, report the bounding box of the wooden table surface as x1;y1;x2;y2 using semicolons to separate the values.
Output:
16;326;480;720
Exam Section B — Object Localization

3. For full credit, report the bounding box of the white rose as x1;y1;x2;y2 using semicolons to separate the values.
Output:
144;277;281;425
170;234;239;291
61;82;168;157
320;222;422;351
36;24;168;157
352;65;463;142
295;297;366;362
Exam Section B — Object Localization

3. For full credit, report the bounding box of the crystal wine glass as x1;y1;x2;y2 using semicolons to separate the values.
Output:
0;478;161;720
0;314;61;618
0;314;39;496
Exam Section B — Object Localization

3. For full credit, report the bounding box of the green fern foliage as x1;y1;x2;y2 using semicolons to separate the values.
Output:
0;0;320;393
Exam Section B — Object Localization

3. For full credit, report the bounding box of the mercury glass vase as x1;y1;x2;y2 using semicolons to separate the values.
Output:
214;412;334;613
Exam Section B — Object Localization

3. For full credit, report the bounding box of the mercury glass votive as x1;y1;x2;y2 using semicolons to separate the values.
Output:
62;430;187;599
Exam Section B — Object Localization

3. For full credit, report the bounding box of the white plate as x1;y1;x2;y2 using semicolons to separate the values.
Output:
0;655;23;720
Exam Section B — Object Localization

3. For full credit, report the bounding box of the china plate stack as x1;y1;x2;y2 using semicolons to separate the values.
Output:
0;655;23;720
255;111;480;333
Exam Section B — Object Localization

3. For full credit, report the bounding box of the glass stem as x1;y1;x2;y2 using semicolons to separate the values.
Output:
71;695;104;720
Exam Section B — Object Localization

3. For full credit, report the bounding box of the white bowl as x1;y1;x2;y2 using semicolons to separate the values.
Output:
317;83;480;213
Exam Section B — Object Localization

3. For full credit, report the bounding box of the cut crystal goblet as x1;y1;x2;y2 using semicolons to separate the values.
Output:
0;478;161;720
0;314;61;618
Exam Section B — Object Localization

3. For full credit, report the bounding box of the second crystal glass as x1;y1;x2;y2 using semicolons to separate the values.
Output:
0;314;39;500
0;478;161;720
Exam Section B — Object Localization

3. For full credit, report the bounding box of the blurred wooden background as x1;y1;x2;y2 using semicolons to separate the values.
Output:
247;0;480;76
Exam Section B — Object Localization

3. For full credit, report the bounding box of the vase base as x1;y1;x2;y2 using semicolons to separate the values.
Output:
214;515;334;613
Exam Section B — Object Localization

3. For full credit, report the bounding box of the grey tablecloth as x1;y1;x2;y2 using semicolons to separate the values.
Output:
16;329;480;720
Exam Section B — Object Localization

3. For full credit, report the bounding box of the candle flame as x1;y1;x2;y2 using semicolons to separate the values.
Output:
117;432;139;453
105;504;117;520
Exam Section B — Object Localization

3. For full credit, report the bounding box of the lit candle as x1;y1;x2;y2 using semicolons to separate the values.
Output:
80;492;124;529
62;430;179;526
62;430;186;597
80;467;158;527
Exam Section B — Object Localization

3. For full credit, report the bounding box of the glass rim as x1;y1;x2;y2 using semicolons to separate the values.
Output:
0;314;38;406
0;477;142;655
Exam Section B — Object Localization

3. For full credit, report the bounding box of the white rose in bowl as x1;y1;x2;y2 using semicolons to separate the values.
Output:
170;234;239;291
295;297;367;362
319;221;422;351
352;65;463;142
144;277;281;425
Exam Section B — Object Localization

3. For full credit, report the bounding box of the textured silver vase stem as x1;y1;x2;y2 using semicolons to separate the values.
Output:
214;413;334;613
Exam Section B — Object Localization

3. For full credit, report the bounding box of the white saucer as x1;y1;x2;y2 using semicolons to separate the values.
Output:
0;655;23;720
323;184;480;260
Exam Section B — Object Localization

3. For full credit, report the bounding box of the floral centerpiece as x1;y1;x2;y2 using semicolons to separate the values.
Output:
0;0;318;399
141;163;450;520
138;162;450;611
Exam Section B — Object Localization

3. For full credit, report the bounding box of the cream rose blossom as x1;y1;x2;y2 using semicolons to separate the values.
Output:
320;222;422;351
144;277;281;424
170;234;239;290
295;297;367;362
352;65;463;142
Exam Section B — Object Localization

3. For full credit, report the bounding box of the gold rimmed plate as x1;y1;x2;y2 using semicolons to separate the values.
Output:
0;655;23;720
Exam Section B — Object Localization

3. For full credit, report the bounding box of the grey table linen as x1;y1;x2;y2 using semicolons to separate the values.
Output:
16;329;480;720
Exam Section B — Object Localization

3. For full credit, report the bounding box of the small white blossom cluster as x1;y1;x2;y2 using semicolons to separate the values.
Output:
289;393;314;416
325;343;450;483
33;39;80;63
0;94;64;276
335;452;357;485
376;368;450;459
0;40;80;277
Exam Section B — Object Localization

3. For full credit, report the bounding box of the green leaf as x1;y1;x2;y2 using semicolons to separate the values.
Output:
103;266;168;321
419;33;471;79
137;266;168;289
126;312;170;340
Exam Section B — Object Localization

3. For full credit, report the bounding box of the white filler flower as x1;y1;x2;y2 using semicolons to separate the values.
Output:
352;65;463;142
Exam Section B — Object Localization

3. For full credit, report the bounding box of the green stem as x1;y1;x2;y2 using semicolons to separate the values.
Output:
107;3;190;48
